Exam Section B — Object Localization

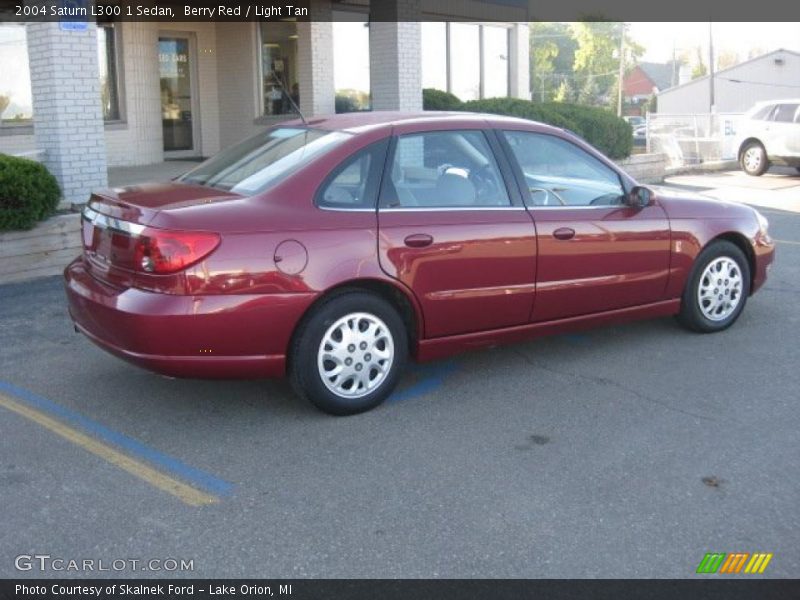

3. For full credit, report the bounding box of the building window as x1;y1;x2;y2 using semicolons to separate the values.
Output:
259;21;300;116
333;13;370;113
449;23;481;101
422;22;511;101
482;25;509;98
421;22;447;91
0;23;33;124
97;24;121;121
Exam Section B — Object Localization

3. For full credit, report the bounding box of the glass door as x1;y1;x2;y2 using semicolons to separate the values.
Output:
159;35;196;155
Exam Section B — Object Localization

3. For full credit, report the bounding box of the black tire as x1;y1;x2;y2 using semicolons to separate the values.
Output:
677;240;750;333
740;142;768;176
289;291;407;416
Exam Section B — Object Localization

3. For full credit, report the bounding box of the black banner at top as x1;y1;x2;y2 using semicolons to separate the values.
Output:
1;579;800;600
2;0;800;22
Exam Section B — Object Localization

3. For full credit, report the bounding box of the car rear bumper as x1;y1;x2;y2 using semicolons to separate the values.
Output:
64;258;316;379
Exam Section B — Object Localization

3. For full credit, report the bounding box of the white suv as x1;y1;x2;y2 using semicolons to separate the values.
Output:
736;100;800;176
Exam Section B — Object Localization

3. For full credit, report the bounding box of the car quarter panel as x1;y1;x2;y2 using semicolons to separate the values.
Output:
654;190;775;297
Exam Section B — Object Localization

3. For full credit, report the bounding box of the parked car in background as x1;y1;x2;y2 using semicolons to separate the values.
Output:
736;100;800;176
624;116;645;128
633;124;647;147
65;112;775;415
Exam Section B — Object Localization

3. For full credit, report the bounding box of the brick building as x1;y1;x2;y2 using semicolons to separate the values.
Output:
622;61;680;114
0;2;530;205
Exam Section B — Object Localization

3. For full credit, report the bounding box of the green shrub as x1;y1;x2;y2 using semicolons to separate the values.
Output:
463;98;575;130
335;94;360;114
0;154;61;231
463;98;633;159
422;88;463;111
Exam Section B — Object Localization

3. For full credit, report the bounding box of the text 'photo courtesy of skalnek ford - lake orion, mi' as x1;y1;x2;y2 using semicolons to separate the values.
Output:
0;1;798;598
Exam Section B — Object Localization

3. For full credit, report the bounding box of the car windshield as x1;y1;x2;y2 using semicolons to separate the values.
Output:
179;127;351;194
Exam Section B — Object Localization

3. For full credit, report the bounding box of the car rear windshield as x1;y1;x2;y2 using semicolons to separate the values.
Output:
179;127;350;195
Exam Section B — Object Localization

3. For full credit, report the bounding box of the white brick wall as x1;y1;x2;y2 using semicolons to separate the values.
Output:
26;21;108;206
105;21;162;166
370;21;423;112
369;0;422;112
509;23;531;100
297;21;335;116
216;22;260;149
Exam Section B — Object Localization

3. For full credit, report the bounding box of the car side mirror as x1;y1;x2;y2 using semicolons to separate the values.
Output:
628;185;653;208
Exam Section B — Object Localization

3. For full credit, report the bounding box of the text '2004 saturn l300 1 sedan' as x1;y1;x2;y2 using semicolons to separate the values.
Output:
64;112;775;415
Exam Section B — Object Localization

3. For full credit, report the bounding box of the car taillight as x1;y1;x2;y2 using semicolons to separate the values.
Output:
133;228;220;274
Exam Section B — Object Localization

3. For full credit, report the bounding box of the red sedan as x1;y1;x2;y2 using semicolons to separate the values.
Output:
65;112;775;415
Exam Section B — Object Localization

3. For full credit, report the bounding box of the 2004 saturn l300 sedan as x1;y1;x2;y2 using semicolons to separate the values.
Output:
65;112;775;415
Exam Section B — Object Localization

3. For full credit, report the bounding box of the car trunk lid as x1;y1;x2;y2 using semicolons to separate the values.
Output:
81;182;239;289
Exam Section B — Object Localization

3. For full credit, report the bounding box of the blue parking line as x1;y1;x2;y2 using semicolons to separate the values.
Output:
388;361;460;403
0;381;234;497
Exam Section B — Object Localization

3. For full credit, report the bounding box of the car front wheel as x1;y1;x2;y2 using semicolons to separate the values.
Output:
289;292;407;415
740;142;768;176
677;241;750;333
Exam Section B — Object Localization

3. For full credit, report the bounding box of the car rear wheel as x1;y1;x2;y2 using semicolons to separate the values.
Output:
740;142;768;176
677;241;750;333
289;292;407;415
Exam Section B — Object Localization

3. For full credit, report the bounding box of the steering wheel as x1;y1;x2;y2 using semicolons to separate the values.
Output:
529;186;566;206
469;164;502;204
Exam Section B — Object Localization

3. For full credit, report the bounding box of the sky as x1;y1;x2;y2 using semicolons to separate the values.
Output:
628;22;800;64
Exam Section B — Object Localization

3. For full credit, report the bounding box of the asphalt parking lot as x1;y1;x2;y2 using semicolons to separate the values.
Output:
1;178;798;579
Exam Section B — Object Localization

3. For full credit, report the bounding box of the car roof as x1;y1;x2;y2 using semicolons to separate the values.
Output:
278;111;562;135
751;99;800;106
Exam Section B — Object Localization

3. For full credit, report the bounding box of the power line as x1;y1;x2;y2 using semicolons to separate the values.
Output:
718;76;800;89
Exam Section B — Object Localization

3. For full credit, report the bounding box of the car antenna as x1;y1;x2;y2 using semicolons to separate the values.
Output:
269;69;307;126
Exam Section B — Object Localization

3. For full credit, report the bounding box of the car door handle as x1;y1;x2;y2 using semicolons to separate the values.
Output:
404;233;434;248
553;227;575;240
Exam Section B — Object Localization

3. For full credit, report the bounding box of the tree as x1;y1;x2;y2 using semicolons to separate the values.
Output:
0;95;9;121
570;21;644;108
692;46;707;79
529;22;577;102
716;50;739;71
578;74;600;106
553;78;575;103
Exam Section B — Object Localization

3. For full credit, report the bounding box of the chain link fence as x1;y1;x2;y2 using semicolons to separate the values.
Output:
646;113;743;169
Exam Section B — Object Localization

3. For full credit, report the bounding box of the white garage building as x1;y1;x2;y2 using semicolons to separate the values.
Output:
657;49;800;114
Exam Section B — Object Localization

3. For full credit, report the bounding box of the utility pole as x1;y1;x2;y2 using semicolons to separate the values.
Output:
617;22;625;117
671;42;677;87
708;21;715;112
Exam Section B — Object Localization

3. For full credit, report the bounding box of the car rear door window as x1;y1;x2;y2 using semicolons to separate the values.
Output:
751;105;775;120
501;131;626;207
771;104;799;123
316;140;389;210
381;130;511;208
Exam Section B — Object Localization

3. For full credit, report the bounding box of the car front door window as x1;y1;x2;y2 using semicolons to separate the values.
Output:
501;131;626;208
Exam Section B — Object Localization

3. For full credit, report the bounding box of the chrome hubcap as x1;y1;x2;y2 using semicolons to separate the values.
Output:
743;147;762;171
697;257;743;321
317;312;394;399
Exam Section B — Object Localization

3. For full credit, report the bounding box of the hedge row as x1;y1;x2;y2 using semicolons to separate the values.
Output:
422;89;633;159
0;154;61;231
